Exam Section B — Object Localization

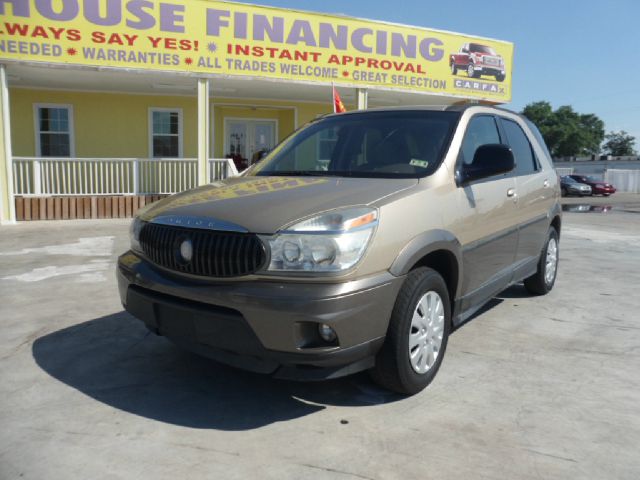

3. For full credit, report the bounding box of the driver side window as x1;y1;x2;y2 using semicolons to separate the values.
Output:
461;115;501;165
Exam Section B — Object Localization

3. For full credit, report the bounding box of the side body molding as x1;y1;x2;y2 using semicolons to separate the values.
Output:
389;229;463;299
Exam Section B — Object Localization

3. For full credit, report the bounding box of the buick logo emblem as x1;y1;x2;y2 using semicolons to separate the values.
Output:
178;239;193;264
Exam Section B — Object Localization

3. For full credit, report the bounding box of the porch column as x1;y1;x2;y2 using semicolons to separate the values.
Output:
0;64;15;224
197;78;210;186
356;88;368;110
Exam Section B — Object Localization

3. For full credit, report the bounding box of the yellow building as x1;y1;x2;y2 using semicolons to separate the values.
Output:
0;0;513;223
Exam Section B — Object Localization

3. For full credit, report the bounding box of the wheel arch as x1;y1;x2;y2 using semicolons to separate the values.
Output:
549;202;562;238
389;230;463;315
551;214;562;237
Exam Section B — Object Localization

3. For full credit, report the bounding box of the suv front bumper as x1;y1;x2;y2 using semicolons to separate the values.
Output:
472;65;505;76
117;252;404;380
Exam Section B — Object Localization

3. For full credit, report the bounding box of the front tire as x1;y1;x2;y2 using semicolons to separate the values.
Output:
467;63;478;78
371;267;451;395
524;227;559;295
495;74;505;82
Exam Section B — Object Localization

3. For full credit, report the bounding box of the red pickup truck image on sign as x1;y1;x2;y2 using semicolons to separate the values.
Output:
450;43;506;82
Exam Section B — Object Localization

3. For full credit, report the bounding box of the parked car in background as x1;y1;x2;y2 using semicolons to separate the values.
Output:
450;43;506;82
560;176;592;197
568;175;616;196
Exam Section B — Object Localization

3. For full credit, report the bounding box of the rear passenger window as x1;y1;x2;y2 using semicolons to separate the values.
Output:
501;119;539;176
525;119;552;164
461;116;501;165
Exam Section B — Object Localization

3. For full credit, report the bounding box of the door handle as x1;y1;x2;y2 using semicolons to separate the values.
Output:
507;188;517;198
543;179;550;188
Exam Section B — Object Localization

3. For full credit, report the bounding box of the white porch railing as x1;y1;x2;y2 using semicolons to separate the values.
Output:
12;157;239;196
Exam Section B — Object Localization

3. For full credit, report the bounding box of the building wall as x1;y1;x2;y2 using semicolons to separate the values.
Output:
11;89;199;158
10;88;333;159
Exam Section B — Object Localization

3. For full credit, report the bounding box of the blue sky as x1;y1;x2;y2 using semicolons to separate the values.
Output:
237;0;640;148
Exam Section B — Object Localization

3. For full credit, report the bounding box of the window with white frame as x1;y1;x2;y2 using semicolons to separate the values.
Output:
150;109;182;158
35;105;74;157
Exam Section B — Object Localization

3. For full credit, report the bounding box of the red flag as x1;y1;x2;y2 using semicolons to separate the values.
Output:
333;85;347;114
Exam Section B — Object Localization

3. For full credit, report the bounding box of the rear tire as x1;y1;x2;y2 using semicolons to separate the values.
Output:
451;63;458;75
524;227;559;295
495;74;505;82
371;267;451;395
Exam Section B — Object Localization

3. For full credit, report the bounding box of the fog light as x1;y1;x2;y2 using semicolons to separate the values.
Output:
318;323;337;343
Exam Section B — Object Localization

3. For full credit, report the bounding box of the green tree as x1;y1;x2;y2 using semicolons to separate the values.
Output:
521;101;557;151
602;131;636;156
521;102;604;158
578;114;606;155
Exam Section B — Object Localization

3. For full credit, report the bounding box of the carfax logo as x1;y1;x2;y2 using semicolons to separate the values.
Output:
454;79;505;95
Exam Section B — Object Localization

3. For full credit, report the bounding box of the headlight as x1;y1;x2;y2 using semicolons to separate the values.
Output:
129;217;144;254
265;207;378;274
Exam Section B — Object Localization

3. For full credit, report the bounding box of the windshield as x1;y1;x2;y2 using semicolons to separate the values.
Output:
249;111;460;179
469;44;497;55
562;176;577;183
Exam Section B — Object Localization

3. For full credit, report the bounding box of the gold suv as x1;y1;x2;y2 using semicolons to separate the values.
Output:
118;105;561;395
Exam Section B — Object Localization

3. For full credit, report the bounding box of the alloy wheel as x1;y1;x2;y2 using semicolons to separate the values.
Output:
408;291;445;374
545;238;558;285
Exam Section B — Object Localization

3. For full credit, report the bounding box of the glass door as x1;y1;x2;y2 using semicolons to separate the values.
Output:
225;121;248;170
225;119;276;171
250;121;276;164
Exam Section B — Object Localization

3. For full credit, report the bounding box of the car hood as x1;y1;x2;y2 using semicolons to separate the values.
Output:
140;176;418;234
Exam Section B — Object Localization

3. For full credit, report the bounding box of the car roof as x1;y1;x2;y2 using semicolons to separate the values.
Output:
321;104;523;119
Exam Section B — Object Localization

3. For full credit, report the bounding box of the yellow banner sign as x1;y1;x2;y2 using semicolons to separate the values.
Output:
0;0;514;101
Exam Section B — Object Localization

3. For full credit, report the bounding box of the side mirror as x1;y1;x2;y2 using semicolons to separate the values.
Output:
462;48;469;54
461;144;515;184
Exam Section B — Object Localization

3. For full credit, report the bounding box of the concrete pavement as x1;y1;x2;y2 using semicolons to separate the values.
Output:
1;204;639;480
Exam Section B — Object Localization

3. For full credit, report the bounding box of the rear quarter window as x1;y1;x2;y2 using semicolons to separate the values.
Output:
501;118;539;176
525;119;553;164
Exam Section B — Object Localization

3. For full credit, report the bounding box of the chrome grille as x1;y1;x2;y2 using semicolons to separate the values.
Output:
139;222;266;278
483;56;500;66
